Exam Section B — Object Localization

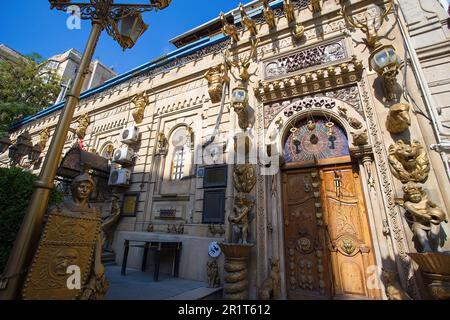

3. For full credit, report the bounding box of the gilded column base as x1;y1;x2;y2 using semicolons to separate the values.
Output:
219;243;253;300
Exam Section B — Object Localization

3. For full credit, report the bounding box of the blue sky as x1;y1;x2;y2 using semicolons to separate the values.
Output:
0;0;244;74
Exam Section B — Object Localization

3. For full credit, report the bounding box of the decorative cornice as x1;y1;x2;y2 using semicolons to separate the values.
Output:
254;57;363;103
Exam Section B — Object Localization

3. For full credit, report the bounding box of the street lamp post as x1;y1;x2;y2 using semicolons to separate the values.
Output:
0;0;171;299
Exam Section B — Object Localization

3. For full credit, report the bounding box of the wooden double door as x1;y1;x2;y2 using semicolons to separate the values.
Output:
282;164;381;300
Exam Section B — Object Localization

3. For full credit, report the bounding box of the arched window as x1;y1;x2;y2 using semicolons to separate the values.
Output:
167;126;192;181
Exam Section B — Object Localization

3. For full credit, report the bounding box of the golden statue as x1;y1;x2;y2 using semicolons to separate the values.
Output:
388;140;430;183
38;128;50;150
258;259;281;300
397;182;448;253
283;0;295;24
131;92;149;124
76;113;90;139
340;0;393;48
294;23;305;39
229;194;254;244
220;12;240;43
263;0;276;29
240;3;257;36
204;64;229;103
102;194;121;250
386;103;411;134
22;173;108;300
156;132;169;155
206;259;220;288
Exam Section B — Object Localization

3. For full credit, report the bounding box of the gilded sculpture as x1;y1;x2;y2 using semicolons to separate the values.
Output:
240;3;257;36
283;0;295;24
76;113;90;139
386;103;411;134
340;0;394;48
38;128;50;150
381;268;412;300
294;23;305;39
22;173;108;300
206;259;220;288
131;92;149;124
229;194;254;244
204;64;229;104
258;259;281;300
233;164;257;194
388;140;430;183
263;0;276;29
227;39;258;82
309;0;322;13
397;182;448;253
351;129;368;146
220;12;240;43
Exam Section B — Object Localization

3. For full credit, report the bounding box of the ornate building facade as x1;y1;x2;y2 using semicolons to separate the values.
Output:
2;0;450;300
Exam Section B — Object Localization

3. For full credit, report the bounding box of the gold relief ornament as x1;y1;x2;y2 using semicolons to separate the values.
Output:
157;132;169;155
263;0;276;29
220;12;239;43
340;0;394;48
351;129;369;146
386;103;411;134
258;259;281;300
131;92;149;124
396;182;448;253
227;39;259;82
76;113;90;139
204;64;229;104
340;238;357;255
294;23;305;39
22;173;108;300
388;140;430;183
233;164;257;194
239;3;257;36
38;128;50;150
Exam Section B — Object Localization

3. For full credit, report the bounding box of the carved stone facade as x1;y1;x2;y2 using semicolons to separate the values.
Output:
3;0;450;300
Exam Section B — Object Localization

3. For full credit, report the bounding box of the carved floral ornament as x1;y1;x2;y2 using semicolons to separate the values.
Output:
264;96;368;153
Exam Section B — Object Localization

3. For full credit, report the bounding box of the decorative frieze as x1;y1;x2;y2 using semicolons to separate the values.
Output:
263;39;348;80
255;57;363;104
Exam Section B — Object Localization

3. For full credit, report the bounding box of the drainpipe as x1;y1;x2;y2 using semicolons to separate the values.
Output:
394;1;450;187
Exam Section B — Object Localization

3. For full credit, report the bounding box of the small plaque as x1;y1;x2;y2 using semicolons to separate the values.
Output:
208;241;221;258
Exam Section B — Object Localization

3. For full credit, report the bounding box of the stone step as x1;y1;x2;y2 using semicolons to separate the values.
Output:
166;287;223;300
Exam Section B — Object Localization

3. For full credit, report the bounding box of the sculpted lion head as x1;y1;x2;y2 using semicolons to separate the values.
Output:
388;140;430;183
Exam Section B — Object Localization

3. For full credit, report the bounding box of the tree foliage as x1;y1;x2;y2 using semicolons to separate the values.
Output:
0;53;61;136
0;167;63;273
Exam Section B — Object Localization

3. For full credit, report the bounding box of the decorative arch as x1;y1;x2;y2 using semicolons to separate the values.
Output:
264;96;369;158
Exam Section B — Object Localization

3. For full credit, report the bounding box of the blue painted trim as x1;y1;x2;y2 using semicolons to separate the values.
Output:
11;34;227;130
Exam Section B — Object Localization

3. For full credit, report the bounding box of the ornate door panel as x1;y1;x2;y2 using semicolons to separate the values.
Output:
319;165;381;299
282;168;333;300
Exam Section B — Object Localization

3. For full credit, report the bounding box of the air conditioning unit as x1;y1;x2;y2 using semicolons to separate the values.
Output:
121;126;139;144
113;145;134;165
108;168;131;187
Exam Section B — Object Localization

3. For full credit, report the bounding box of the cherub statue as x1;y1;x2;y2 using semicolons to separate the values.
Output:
204;64;229;103
229;194;254;244
76;113;90;139
131;92;149;124
23;173;108;300
220;12;240;42
396;182;448;253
